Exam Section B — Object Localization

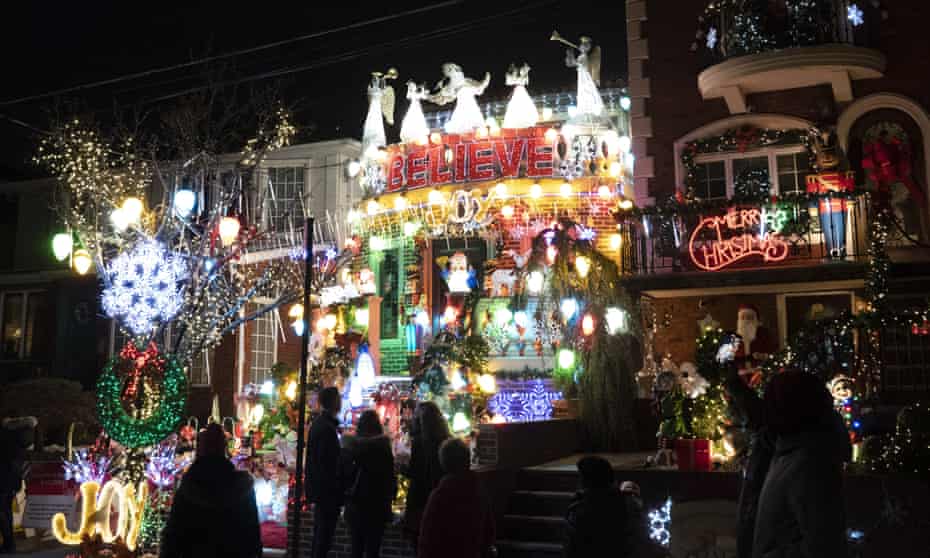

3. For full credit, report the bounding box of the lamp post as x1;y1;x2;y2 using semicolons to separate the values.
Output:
291;216;313;555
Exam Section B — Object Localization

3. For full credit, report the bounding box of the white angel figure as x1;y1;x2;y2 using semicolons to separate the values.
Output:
362;68;397;158
502;63;539;129
400;81;431;144
553;32;604;117
428;63;491;134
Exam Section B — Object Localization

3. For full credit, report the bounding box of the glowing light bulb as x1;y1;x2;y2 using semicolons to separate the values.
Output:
173;189;196;218
355;307;369;327
394;196;408;211
606;307;627;334
260;380;274;395
52;233;73;261
527;271;544;294
110;208;131;232
542;107;554;121
619;199;634;210
530;183;543;199
347;160;362;177
284;381;298;401
598;184;614;199
450;369;467;391
609;161;623;178
546;245;558;265
560;298;578;320
366;199;381;216
514;311;529;329
72;249;93;275
620;96;632;110
575;255;591;278
452;412;471;433
475;126;488;139
429;132;442;144
582;313;595;336
370;236;385;251
443;305;458;325
121;197;144;223
560;183;573;197
288;304;304;319
619;135;632;153
347;209;360;223
495;182;508;198
493;306;513;326
428;189;445;205
501;205;514;219
218;216;241;246
558;349;576;370
250;403;265;425
544;128;558;142
610;233;623;251
477;374;497;394
415;310;430;328
567;105;578;118
292;319;305;336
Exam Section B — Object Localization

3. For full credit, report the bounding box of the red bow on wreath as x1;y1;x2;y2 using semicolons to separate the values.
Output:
862;136;927;207
118;341;165;400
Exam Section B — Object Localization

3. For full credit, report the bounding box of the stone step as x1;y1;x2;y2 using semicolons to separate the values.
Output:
499;514;565;544
508;489;575;517
495;539;564;558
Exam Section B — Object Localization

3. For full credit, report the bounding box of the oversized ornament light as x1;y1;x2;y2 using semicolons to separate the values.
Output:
218;216;241;246
557;348;576;370
121;197;144;224
101;240;188;335
72;249;93;275
452;411;471;433
110;208;131;232
605;307;627;334
173;189;197;218
526;271;544;294
598;184;614;199
52;233;73;261
560;298;578;321
582;313;595;336
477;374;497;393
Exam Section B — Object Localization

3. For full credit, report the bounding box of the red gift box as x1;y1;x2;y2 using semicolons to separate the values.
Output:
675;438;712;471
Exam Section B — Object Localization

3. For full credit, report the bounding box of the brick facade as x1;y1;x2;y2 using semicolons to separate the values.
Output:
288;509;416;558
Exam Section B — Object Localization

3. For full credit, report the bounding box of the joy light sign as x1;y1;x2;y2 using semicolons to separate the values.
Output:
688;207;789;271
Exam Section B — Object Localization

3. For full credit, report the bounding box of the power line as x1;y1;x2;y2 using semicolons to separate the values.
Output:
0;0;466;108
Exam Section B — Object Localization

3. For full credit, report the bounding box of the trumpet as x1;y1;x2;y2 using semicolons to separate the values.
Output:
550;30;579;49
372;67;399;80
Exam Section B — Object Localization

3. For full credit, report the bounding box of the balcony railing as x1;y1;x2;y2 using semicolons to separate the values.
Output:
620;193;885;275
697;0;878;62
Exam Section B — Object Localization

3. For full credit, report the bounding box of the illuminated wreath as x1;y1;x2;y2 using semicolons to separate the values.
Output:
97;342;188;448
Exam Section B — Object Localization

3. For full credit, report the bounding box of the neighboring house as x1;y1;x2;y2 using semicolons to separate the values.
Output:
624;0;930;404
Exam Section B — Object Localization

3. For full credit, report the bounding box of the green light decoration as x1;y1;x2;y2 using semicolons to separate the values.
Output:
97;345;188;449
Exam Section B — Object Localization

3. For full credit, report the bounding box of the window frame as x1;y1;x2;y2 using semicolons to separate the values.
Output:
248;298;279;385
692;144;809;199
260;163;309;235
0;289;47;361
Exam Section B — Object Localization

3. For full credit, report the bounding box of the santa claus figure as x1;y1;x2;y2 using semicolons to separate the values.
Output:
734;304;776;374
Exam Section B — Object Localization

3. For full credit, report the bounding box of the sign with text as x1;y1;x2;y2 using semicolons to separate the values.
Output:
22;462;77;530
688;207;789;271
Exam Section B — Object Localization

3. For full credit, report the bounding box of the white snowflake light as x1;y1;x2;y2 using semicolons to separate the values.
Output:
101;240;188;335
706;27;718;49
62;449;111;484
847;4;864;27
648;497;673;547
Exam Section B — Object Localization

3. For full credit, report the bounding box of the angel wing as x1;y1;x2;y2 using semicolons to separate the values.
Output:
382;85;396;125
588;46;601;86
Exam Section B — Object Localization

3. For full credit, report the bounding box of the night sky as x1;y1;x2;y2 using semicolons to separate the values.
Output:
0;1;627;180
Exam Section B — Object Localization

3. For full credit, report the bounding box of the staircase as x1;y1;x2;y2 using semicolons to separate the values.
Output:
496;469;580;558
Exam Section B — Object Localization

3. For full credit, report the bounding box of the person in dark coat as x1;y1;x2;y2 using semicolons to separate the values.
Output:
160;423;261;558
344;410;397;558
0;417;35;554
306;387;344;558
418;438;495;558
752;370;851;558
721;337;775;558
402;401;450;547
564;456;638;558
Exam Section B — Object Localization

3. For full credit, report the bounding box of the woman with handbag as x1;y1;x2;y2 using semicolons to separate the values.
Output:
344;410;397;558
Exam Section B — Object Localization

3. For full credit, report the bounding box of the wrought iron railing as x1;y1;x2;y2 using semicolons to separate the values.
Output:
697;0;879;62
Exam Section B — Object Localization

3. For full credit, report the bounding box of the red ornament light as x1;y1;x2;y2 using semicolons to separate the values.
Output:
582;313;595;336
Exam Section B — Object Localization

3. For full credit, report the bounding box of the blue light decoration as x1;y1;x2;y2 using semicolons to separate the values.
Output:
356;345;376;389
405;321;418;353
487;378;562;422
648;498;672;547
101;239;188;335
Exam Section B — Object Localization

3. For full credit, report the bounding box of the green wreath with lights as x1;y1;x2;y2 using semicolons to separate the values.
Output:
97;343;188;448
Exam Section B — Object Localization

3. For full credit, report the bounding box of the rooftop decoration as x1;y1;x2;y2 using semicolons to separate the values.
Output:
503;63;539;129
427;63;491;134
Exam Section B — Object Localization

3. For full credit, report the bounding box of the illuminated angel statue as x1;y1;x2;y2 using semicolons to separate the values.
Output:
400;81;431;144
362;68;398;158
502;63;539;129
429;63;491;134
552;31;604;117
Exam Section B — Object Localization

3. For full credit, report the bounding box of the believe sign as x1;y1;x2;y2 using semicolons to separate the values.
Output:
688;207;789;271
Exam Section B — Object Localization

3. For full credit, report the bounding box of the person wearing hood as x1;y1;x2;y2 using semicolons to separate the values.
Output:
343;410;396;558
752;369;852;558
160;423;262;558
0;416;36;554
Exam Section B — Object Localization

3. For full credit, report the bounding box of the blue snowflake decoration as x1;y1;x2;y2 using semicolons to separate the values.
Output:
488;379;562;422
847;4;864;27
648;497;672;547
102;240;188;335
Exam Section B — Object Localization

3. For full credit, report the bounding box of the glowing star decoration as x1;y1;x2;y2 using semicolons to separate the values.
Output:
526;271;544;294
560;182;573;197
356;346;377;388
560;298;578;321
62;449;111;485
648;498;672;547
394;196;408;211
605;307;627;334
452;412;471;433
847;4;864;26
53;479;148;551
173;189;196;218
52;233;73;261
101;240;188;335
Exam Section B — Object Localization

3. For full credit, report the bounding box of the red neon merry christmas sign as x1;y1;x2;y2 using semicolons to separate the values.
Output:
382;127;557;191
688;208;789;271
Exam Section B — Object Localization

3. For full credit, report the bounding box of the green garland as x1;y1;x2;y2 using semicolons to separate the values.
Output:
97;351;188;448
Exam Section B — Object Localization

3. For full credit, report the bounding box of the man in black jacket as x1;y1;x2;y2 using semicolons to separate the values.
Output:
306;387;343;558
160;423;262;558
0;417;35;554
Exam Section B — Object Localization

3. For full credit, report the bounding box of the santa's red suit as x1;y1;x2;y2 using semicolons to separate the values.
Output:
734;305;777;373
